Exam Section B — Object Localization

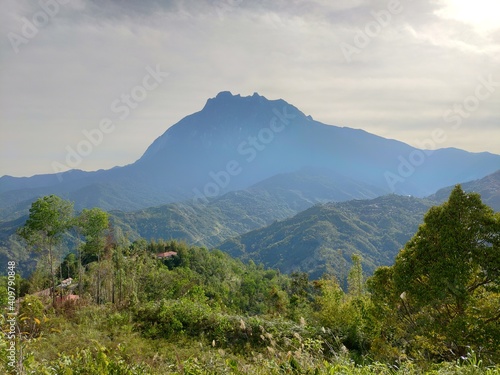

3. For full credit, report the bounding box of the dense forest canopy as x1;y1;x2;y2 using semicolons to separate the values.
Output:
1;186;499;374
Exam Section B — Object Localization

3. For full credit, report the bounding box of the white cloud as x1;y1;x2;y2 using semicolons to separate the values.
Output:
1;0;499;177
436;0;500;34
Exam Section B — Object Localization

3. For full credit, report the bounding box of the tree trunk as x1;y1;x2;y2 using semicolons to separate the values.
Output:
48;239;56;308
97;253;101;304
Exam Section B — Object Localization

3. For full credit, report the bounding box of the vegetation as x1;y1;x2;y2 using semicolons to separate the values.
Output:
0;186;499;374
220;195;433;281
369;186;500;363
2;170;499;280
16;195;74;306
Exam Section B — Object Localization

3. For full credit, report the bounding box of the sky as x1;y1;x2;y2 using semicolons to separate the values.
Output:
1;0;499;178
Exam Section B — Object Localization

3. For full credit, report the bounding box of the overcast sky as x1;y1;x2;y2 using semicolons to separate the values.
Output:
1;0;499;177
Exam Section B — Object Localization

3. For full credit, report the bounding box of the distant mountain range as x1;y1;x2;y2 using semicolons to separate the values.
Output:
1;91;499;221
219;194;434;281
430;170;500;209
110;167;386;248
1;92;499;279
1;169;499;278
218;170;500;281
110;168;500;270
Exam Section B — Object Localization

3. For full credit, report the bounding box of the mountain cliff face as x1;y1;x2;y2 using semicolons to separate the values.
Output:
1;91;499;219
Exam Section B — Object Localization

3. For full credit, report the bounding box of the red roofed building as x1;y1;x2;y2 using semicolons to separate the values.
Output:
156;251;177;259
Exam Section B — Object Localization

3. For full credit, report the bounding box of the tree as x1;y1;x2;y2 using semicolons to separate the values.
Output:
315;256;374;356
59;253;78;280
77;208;109;304
17;195;74;306
369;185;500;362
347;254;364;298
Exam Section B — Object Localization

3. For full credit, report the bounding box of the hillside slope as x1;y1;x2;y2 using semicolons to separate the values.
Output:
429;170;500;211
219;195;433;280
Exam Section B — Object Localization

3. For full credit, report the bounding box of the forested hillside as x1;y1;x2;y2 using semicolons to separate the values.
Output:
430;170;500;210
0;167;387;265
220;195;434;280
1;186;499;374
110;168;385;249
1;171;498;279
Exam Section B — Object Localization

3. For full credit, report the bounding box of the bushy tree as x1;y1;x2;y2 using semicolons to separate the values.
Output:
316;256;374;357
77;208;109;262
348;254;364;297
17;195;74;306
369;185;500;362
77;208;109;304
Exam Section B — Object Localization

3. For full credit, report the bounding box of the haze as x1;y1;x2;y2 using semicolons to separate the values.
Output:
1;0;499;177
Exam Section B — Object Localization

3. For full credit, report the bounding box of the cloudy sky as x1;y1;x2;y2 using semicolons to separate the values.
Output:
1;0;499;177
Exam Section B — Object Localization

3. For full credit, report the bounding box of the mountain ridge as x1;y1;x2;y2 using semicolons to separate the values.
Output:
218;194;434;281
1;91;499;220
2;169;499;278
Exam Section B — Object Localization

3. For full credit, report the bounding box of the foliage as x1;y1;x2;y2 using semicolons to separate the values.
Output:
368;186;500;363
17;195;74;306
220;195;433;280
17;195;74;250
2;191;500;374
77;207;109;262
18;295;46;339
315;262;375;358
24;344;154;374
348;254;364;297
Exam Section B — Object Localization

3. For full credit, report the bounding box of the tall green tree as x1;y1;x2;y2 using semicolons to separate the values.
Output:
369;185;500;362
77;208;109;304
17;195;74;306
77;208;109;260
348;254;364;298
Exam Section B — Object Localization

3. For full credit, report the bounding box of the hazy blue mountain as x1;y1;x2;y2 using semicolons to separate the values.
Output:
1;92;499;220
110;167;385;247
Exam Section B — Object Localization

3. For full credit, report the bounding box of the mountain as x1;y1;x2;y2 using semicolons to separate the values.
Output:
429;170;500;211
0;168;387;277
110;189;297;248
3;170;498;278
0;167;384;251
218;195;434;281
57;169;500;252
1;91;499;220
217;169;500;280
110;167;385;247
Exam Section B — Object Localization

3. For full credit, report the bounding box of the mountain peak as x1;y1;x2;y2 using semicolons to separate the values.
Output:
214;91;241;100
204;91;267;108
214;91;264;99
199;91;306;124
215;91;239;99
3;91;499;218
